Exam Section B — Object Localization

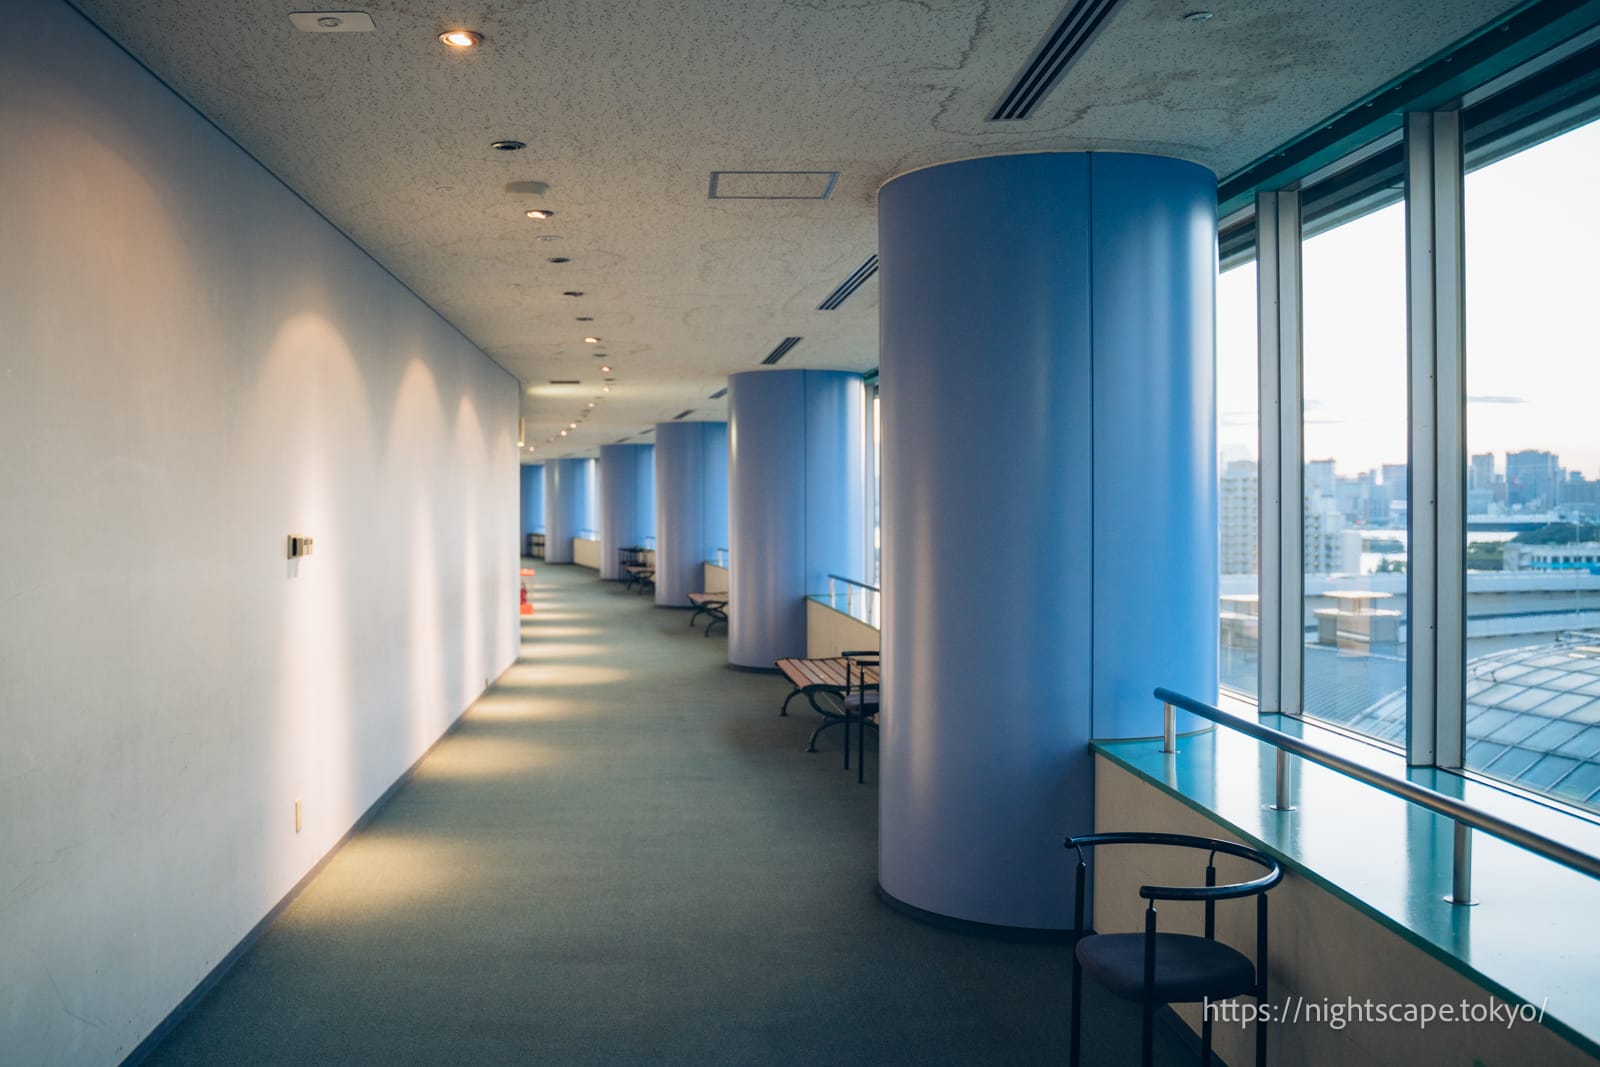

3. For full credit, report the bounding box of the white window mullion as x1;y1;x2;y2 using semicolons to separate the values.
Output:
1256;190;1305;716
1404;111;1467;767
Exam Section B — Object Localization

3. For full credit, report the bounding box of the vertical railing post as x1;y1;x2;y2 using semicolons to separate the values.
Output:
829;576;836;608
1269;749;1295;812
1449;820;1476;905
1161;703;1176;753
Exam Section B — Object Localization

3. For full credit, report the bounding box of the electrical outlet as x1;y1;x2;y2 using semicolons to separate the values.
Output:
294;799;302;833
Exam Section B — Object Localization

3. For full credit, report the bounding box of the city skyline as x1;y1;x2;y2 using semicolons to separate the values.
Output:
1217;116;1600;478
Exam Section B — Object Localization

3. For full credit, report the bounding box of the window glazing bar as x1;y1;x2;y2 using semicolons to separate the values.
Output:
1256;190;1304;715
1403;111;1467;768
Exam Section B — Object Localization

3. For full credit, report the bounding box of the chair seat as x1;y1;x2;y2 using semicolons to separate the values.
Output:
1076;932;1256;1004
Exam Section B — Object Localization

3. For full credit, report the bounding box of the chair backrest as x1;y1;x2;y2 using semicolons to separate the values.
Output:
1063;831;1282;940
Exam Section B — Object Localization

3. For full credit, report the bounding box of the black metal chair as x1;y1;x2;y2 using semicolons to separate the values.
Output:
1064;832;1282;1067
840;649;879;784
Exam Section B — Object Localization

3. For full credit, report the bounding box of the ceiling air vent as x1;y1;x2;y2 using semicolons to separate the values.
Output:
818;255;879;311
708;387;728;399
548;379;581;385
672;409;695;420
708;171;839;200
762;337;803;366
989;0;1129;121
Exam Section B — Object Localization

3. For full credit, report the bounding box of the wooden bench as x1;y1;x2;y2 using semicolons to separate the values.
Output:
622;562;655;594
686;591;728;636
774;653;879;757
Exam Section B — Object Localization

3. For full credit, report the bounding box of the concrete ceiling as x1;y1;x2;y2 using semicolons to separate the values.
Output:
70;0;1517;461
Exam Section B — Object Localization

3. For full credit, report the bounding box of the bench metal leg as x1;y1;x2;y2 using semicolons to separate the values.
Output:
780;687;806;716
806;717;847;753
804;691;845;752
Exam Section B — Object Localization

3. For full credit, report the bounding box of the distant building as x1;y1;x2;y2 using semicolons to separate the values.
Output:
1381;464;1408;508
1469;452;1495;492
1503;541;1600;573
1306;494;1345;573
1221;459;1258;576
1306;459;1336;501
1507;449;1560;510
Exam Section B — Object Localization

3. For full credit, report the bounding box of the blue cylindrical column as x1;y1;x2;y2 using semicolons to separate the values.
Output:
727;371;865;668
877;153;1216;930
520;464;545;547
543;457;594;565
599;444;655;580
653;422;729;606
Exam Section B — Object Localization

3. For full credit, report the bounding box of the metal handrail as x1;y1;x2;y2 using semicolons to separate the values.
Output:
1155;687;1600;905
826;574;881;623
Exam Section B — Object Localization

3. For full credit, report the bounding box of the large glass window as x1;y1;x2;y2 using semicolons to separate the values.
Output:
1218;259;1259;699
1463;117;1600;810
1299;201;1409;742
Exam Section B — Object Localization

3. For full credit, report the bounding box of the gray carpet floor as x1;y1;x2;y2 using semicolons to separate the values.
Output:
144;562;1190;1066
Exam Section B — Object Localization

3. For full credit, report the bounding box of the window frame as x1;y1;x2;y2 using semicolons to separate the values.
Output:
1239;30;1600;817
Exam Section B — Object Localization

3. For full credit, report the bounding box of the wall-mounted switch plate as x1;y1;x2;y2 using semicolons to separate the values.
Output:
287;535;315;559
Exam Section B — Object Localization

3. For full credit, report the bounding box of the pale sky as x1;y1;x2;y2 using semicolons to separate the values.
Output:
1218;117;1600;482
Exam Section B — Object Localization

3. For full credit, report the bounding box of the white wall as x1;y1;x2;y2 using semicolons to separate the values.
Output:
0;5;520;1062
704;562;730;593
806;599;881;659
573;537;602;570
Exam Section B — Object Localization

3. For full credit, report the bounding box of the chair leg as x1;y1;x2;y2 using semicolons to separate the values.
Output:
1142;905;1157;1067
1069;956;1084;1067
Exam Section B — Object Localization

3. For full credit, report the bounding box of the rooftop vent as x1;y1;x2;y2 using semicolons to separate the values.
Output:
818;255;879;310
672;409;695;420
762;337;803;366
989;0;1129;121
708;387;728;399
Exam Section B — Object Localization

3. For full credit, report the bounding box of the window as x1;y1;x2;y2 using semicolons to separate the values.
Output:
1299;200;1409;739
1218;259;1259;698
1463;117;1600;810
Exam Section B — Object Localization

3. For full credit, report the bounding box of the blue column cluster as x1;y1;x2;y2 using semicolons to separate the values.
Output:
598;444;656;580
653;422;728;606
876;152;1217;930
520;464;545;545
726;370;865;669
543;457;595;565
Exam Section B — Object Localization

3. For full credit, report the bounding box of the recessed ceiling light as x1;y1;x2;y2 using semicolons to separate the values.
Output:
587;402;596;408
490;140;525;152
440;29;483;48
584;336;600;344
1183;11;1214;22
560;429;568;436
602;386;611;392
569;422;578;429
600;365;611;373
548;257;570;264
525;209;555;220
